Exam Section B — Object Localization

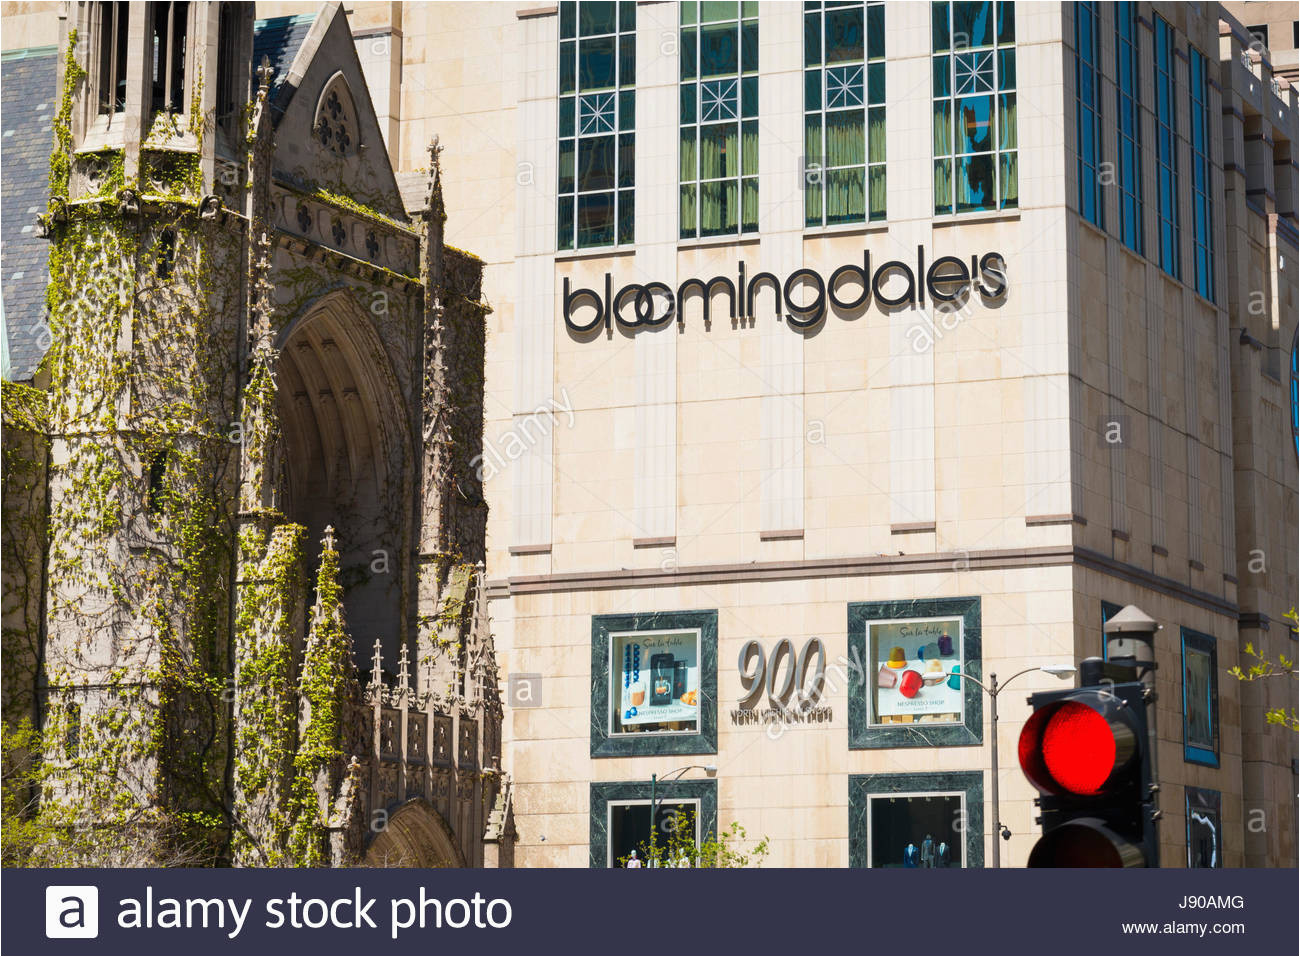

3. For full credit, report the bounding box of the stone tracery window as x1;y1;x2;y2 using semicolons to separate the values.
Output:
314;74;359;158
558;1;636;250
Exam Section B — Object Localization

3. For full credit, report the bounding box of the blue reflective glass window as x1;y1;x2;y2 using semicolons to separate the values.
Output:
825;7;864;63
1155;16;1180;278
951;1;992;48
1074;1;1103;228
933;2;1015;214
1115;1;1142;254
559;2;635;249
1189;48;1214;300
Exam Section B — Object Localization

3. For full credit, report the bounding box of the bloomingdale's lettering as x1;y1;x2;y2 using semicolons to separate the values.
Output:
562;246;1008;334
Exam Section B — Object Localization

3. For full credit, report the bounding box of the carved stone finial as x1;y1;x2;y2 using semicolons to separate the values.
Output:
397;644;411;693
425;135;446;224
369;638;384;690
256;55;274;90
322;525;336;552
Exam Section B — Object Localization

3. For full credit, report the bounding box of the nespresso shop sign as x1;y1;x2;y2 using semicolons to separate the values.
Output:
562;247;1007;334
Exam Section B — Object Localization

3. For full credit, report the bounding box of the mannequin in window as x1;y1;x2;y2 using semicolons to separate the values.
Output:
921;833;935;868
902;842;920;867
937;840;951;868
626;849;642;868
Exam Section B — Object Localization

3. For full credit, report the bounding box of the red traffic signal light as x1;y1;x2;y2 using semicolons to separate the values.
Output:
1025;817;1147;868
1018;683;1156;867
1018;694;1137;796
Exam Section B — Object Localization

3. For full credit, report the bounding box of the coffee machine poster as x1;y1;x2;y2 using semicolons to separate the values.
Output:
615;630;700;726
869;618;963;720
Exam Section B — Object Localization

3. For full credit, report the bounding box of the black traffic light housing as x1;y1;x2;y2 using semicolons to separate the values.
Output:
1018;680;1158;867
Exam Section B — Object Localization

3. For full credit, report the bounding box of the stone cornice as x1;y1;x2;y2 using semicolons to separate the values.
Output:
485;545;1241;619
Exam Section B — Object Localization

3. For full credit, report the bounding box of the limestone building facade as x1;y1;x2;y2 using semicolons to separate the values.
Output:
376;0;1296;869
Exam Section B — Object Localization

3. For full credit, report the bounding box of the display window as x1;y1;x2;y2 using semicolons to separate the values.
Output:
1186;786;1222;869
868;793;965;868
849;771;983;868
1180;628;1219;767
607;799;701;868
609;629;701;736
867;615;964;726
589;779;718;868
590;611;718;758
848;598;982;749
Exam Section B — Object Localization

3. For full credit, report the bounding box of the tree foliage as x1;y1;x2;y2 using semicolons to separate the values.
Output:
1228;607;1299;732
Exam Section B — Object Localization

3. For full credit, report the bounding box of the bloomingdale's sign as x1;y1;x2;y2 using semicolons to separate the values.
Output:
562;246;1008;334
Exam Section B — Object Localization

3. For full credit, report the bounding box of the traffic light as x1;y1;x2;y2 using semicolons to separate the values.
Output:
1017;680;1158;867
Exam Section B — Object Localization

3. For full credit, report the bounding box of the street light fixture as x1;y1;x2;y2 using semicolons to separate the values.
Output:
648;764;717;866
1039;664;1078;678
953;664;1076;868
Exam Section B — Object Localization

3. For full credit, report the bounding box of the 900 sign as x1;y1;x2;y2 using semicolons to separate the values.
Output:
737;637;827;710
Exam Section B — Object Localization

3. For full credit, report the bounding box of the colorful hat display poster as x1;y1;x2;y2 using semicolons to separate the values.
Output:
868;618;963;721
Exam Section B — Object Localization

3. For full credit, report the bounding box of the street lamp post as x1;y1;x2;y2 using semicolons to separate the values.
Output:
955;664;1076;868
648;764;717;866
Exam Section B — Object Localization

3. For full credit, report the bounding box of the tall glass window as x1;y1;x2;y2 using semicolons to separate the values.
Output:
680;1;758;239
1074;1;1102;227
932;1;1018;215
97;1;130;115
1190;48;1214;301
150;2;191;114
1115;1;1143;254
1155;16;1180;279
803;1;886;227
558;1;635;250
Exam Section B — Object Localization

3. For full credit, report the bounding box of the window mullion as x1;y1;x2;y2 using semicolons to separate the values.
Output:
166;3;177;111
109;4;120;115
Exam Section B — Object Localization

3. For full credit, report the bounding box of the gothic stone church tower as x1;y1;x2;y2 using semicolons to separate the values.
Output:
1;1;511;868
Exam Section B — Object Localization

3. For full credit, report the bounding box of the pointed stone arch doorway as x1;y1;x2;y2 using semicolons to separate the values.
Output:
272;289;415;671
363;798;467;868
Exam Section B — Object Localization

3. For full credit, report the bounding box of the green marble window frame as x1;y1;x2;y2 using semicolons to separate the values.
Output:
847;596;983;748
589;778;718;868
849;770;984;868
590;610;719;758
